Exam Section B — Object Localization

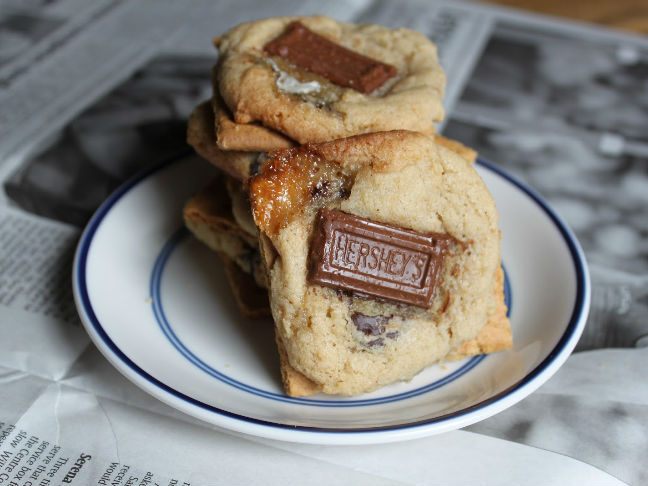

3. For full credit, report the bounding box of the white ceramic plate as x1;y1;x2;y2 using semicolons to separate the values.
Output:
73;153;589;445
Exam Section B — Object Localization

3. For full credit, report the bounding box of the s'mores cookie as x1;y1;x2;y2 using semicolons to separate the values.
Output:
249;131;502;396
216;16;445;144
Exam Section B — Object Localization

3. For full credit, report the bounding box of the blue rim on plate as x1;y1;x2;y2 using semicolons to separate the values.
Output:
73;154;589;435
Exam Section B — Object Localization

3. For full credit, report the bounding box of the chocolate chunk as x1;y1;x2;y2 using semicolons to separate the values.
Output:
351;312;390;336
367;338;384;347
264;21;397;94
309;209;451;308
310;179;331;198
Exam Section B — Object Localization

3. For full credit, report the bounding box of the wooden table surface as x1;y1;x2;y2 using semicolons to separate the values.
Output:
480;0;648;34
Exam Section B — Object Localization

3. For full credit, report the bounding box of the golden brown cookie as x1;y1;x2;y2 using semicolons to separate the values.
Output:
250;131;501;396
216;16;446;144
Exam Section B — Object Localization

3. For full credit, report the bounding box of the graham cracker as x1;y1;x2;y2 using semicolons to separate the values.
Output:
187;101;258;181
212;92;295;152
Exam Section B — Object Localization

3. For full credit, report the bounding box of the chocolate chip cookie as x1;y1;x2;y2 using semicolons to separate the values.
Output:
216;16;445;144
249;131;502;395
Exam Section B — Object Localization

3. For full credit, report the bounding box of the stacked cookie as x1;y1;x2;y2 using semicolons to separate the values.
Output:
184;16;511;396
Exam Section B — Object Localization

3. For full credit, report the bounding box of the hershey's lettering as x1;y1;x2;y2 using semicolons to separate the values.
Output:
332;231;426;284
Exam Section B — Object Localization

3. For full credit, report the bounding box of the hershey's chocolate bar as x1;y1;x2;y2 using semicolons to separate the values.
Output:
264;21;397;94
309;209;451;308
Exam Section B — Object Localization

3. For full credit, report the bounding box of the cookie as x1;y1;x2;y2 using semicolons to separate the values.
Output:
216;16;445;144
187;102;260;181
250;130;501;395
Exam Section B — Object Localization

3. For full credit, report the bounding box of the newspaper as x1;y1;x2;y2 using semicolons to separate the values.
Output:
1;0;646;484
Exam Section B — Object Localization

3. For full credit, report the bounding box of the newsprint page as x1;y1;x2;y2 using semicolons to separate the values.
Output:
1;1;646;484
